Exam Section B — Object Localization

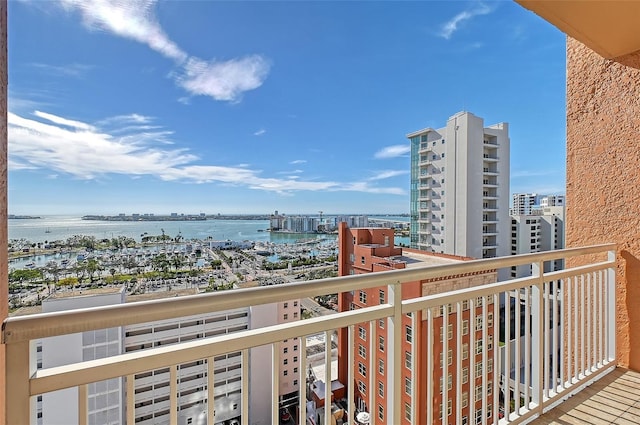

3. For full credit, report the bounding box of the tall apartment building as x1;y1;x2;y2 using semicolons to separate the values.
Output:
510;205;565;278
511;193;540;215
337;223;497;425
26;287;300;425
409;111;510;264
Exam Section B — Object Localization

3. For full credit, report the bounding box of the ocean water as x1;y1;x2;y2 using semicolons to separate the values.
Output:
8;216;333;245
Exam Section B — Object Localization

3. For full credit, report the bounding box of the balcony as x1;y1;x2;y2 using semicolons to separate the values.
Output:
2;244;618;425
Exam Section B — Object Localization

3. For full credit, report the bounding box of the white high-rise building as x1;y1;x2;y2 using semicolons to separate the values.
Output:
510;205;565;278
409;111;510;265
512;193;540;215
540;195;565;208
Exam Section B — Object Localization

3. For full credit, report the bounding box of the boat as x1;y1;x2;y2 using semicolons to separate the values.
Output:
25;262;35;269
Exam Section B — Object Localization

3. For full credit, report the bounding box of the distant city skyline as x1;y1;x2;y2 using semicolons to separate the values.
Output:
8;1;566;215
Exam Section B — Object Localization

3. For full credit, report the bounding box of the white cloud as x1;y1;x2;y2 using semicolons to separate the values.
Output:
439;2;493;40
368;170;409;181
374;145;410;159
57;0;270;102
33;110;96;131
9;110;406;197
290;159;307;165
254;129;266;136
30;62;94;77
176;56;271;102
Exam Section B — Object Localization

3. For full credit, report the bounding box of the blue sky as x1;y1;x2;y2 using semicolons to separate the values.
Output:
8;0;566;216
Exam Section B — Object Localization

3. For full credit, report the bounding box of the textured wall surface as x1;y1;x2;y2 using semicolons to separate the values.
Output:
566;37;640;370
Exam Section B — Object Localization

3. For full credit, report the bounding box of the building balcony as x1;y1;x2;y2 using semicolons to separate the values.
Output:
2;244;620;425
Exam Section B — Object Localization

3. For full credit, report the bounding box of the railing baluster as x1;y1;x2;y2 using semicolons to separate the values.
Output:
587;272;592;374
524;285;531;408
543;281;550;400
504;291;511;419
411;311;417;425
566;277;572;389
78;383;87;425
170;364;177;425
573;275;579;383
390;281;403;425
347;325;355;425
598;270;603;367
427;306;434;425
207;357;214;425
531;260;544;415
455;301;462;425
443;302;448;425
607;249;616;362
5;340;33;425
127;373;135;424
469;298;475;423
552;279;558;395
482;298;488;425
515;289;521;417
241;349;249;425
272;344;279;425
368;321;375;425
580;274;585;377
559;278;565;390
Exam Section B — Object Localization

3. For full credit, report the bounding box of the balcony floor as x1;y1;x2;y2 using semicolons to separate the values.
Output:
531;368;640;425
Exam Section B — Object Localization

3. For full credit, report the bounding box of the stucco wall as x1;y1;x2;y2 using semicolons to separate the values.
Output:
566;37;640;370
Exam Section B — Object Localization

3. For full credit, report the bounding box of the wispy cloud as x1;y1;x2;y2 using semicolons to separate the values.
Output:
367;170;409;181
374;145;410;159
253;129;266;136
439;2;493;40
56;0;270;102
30;62;94;78
9;110;405;196
34;110;96;131
290;159;307;165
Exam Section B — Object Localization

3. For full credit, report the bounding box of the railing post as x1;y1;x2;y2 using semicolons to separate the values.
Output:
606;250;616;363
388;282;402;425
531;260;545;414
5;340;35;425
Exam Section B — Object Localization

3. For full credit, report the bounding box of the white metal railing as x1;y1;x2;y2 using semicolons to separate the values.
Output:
2;244;616;425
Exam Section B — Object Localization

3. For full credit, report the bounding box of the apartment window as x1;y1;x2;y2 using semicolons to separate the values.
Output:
475;362;483;378
350;253;354;263
440;349;453;367
462;367;469;384
476;296;484;307
358;326;366;340
476;316;483;331
487;358;493;373
293;312;298;318
462;392;469;408
405;351;412;369
284;302;288;308
405;325;413;343
294;367;298;373
405;377;412;395
442;153;445;158
462;299;469;310
359;290;367;304
487;312;494;327
283;347;288;354
358;362;367;377
358;344;366;358
404;403;411;421
284;359;288;365
284;370;288;376
462;343;469;360
378;359;384;374
361;256;365;265
487;381;493;395
378;405;384;421
358;380;366;393
293;379;298;386
440;323;453;341
293;301;298;307
379;319;385;329
476;339;483;355
378;381;384;397
462;319;469;335
293;356;298;363
379;336;385;351
475;385;483;400
488;335;494;350
379;289;385;304
283;313;288;320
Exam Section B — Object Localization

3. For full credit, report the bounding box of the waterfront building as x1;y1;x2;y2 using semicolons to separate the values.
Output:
21;287;300;425
336;223;497;424
408;111;510;266
510;206;565;279
511;193;540;216
539;195;565;208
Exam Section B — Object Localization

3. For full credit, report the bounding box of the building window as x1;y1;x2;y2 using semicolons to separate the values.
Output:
379;336;385;351
462;343;469;360
358;362;367;377
379;319;385;329
404;403;411;421
293;312;298;318
475;362;483;378
359;326;366;340
378;381;384;397
294;301;298;307
359;290;367;304
405;377;412;395
379;289;385;304
476;316;483;331
405;325;413;343
462;392;469;408
476;339;483;355
361;256;365;265
350;253;354;263
487;358;493;373
487;312;494;327
283;313;288;320
284;370;288;376
378;405;384;421
358;380;366;393
405;351;412;369
462;367;469;384
284;347;288;354
358;344;366;357
293;356;298;363
378;359;384;374
293;379;298;386
440;349;453;367
462;319;469;335
294;367;298;373
284;359;288;365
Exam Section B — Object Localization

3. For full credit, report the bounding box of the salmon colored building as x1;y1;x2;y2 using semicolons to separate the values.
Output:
337;222;497;424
